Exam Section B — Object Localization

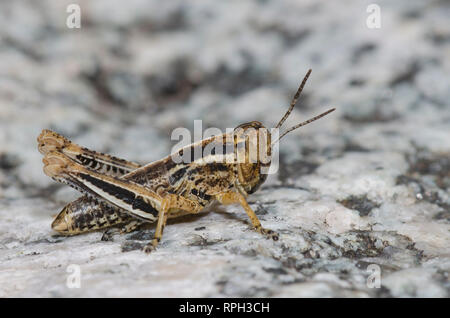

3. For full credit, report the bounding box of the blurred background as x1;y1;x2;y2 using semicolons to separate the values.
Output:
0;0;448;297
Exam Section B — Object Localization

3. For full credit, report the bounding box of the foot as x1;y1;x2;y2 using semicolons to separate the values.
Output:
101;229;116;241
258;227;279;241
142;242;157;254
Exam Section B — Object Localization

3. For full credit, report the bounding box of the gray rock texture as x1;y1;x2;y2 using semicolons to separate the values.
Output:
0;0;449;297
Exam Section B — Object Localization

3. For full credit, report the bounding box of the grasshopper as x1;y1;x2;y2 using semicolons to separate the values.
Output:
38;69;335;253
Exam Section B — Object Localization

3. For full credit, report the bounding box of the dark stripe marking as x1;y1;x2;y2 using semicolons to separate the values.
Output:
79;173;158;217
169;166;188;185
190;188;212;202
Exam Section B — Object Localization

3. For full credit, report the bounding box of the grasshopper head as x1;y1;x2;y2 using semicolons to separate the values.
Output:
233;69;336;195
233;121;271;194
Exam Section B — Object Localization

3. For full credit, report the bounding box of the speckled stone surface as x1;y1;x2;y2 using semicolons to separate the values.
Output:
0;0;449;297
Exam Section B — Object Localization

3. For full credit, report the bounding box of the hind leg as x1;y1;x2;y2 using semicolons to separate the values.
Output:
39;129;145;235
42;151;203;253
38;129;141;177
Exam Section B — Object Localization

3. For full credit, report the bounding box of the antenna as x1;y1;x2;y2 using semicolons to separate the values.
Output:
272;108;336;145
275;69;312;129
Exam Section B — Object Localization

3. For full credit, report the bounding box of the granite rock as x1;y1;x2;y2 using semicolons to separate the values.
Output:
0;0;449;297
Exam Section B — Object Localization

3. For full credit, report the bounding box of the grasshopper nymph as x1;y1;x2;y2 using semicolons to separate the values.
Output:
38;69;335;253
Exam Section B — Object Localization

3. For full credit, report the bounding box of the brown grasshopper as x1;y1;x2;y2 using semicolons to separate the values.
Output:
38;69;335;253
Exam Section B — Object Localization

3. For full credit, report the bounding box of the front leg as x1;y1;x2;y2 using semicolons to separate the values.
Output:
216;192;279;241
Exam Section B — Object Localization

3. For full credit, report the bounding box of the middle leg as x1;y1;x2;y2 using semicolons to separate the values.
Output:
143;194;204;253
